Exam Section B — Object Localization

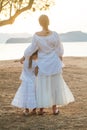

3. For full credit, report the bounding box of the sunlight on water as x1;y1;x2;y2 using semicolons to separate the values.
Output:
0;43;30;60
0;42;87;60
63;42;87;57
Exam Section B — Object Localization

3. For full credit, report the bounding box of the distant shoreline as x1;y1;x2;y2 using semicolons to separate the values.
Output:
0;31;87;43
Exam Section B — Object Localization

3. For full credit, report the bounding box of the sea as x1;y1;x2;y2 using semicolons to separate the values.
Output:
0;42;87;60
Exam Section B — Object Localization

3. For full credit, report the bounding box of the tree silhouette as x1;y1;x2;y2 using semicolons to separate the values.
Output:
0;0;54;26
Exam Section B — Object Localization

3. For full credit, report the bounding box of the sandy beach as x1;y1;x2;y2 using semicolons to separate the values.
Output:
0;57;87;130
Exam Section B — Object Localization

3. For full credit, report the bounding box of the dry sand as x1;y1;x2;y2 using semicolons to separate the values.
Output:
0;57;87;130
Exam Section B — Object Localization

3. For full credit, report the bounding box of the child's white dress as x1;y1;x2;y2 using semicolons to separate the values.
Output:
11;58;37;109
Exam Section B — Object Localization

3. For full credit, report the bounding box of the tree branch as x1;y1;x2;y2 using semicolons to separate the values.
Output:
0;0;34;26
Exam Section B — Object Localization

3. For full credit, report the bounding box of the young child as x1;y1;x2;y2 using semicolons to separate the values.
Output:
11;51;38;115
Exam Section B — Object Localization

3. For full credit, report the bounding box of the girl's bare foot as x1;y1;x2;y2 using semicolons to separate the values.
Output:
52;105;59;115
31;108;37;115
23;108;29;116
38;108;44;115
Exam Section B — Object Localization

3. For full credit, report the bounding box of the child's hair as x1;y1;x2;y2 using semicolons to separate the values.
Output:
29;50;38;68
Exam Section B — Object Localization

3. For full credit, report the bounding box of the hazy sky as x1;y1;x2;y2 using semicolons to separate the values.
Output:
53;0;87;33
0;0;87;34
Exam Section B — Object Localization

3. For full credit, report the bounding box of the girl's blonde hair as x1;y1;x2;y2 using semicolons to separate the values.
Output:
29;50;38;68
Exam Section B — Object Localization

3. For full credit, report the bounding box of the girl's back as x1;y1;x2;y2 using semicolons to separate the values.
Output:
20;58;37;81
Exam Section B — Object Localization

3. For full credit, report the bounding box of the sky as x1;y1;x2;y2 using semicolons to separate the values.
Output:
0;0;87;34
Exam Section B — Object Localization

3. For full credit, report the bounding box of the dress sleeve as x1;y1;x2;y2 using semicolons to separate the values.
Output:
24;34;38;57
55;33;64;56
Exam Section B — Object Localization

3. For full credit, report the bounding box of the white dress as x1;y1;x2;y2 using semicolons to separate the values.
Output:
24;31;75;108
11;58;37;109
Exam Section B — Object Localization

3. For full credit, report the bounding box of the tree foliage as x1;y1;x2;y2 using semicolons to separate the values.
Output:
0;0;55;26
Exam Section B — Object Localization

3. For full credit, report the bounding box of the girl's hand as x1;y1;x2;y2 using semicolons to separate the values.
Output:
35;66;38;76
59;56;63;61
20;56;25;64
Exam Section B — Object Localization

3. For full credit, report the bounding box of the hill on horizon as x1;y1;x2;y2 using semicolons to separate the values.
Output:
6;37;32;43
0;31;87;43
0;33;31;43
60;31;87;42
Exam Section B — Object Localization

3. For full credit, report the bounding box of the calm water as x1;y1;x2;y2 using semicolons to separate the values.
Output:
0;42;87;60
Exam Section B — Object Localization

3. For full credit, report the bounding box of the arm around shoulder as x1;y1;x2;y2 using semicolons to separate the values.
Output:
24;34;38;57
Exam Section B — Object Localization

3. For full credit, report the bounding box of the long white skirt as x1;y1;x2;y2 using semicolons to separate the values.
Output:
36;73;75;108
11;80;37;109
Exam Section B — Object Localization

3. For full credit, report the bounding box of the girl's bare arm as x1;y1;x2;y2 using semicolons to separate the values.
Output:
14;56;25;64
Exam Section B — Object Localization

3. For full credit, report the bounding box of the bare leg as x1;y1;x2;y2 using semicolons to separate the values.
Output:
25;108;29;112
38;108;44;115
31;108;37;115
52;105;59;115
23;108;29;115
